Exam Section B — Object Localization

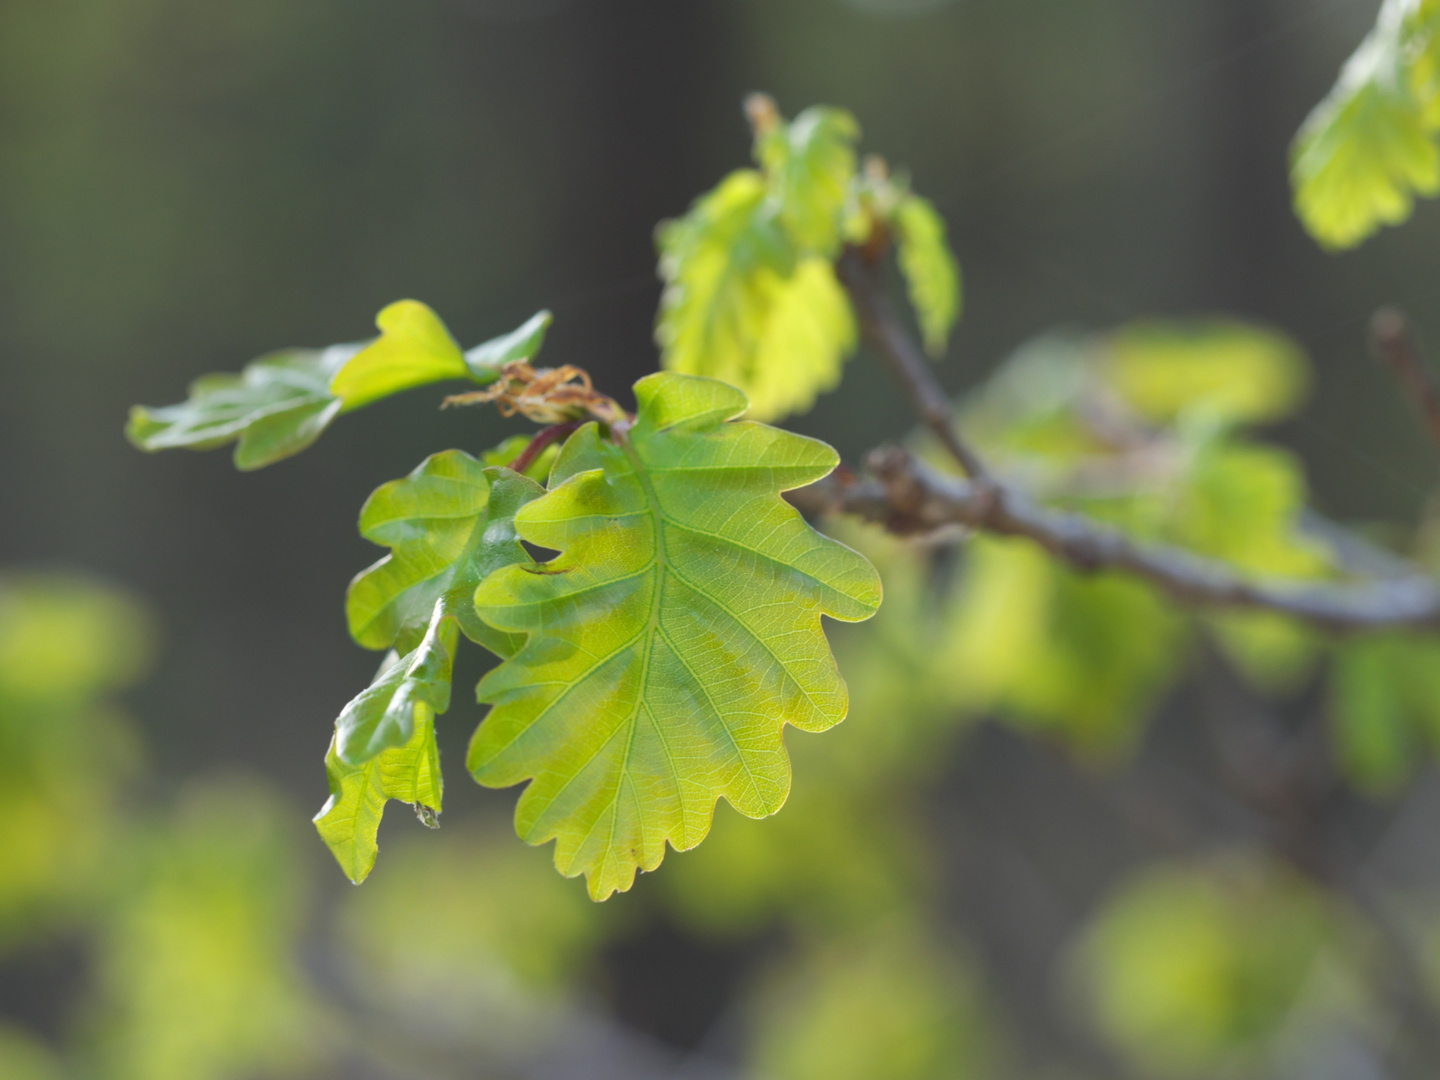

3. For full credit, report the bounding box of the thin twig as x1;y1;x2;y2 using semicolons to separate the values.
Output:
789;446;1440;632
508;421;580;476
836;245;991;482
1372;307;1440;455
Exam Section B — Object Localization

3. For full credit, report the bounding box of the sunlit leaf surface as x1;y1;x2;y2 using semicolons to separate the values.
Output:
893;194;961;358
1292;0;1440;249
316;706;443;885
468;372;881;899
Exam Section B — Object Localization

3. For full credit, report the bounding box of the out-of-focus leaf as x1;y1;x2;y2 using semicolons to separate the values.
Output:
334;611;456;765
892;194;961;357
656;170;797;405
126;345;353;471
328;299;469;409
941;537;1188;757
754;102;861;254
1330;634;1440;792
315;705;443;885
1106;321;1309;425
90;782;325;1080
346;454;542;657
751;926;992;1080
746;257;857;421
462;309;553;380
1072;857;1351;1078
656;98;865;422
468;373;881;899
338;825;600;999
0;575;152;946
0;1026;65;1080
1292;0;1440;249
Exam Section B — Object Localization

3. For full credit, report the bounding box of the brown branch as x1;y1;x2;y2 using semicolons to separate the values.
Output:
836;245;991;482
507;421;580;476
821;250;1440;634
1373;307;1440;455
790;446;1440;633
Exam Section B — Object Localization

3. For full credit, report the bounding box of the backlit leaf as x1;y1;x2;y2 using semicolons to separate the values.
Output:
462;309;553;381
1329;634;1440;792
128;306;552;469
315;705;443;885
746;257;857;422
467;372;882;899
328;300;469;410
346;453;543;658
1292;0;1440;249
755;103;861;254
334;610;457;765
1105;321;1309;425
126;346;353;471
892;194;961;358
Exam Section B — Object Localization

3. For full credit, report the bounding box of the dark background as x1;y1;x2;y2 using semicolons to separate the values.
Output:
0;0;1433;1051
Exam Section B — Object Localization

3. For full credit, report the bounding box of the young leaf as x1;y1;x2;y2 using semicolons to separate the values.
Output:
467;372;882;900
892;194;962;358
335;610;457;765
1292;0;1440;249
328;300;470;410
126;345;354;471
754;100;861;255
346;453;543;658
128;305;552;469
746;258;857;423
315;705;443;885
463;309;554;381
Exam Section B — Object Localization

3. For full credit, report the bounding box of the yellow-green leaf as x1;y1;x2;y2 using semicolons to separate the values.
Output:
329;300;469;410
892;194;961;358
1292;0;1440;249
346;454;543;658
467;372;882;900
315;705;443;885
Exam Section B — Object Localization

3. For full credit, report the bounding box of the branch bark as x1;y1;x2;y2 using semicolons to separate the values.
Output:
810;251;1440;634
1372;307;1440;456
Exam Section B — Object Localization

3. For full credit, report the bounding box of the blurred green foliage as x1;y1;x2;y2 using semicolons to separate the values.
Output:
1293;0;1440;249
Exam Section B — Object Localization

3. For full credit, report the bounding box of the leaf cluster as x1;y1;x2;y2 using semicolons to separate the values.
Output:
655;95;961;420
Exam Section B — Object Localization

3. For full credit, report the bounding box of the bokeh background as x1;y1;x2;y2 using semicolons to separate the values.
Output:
5;0;1440;1077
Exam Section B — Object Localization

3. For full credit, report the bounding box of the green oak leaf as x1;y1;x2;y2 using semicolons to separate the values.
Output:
467;372;882;900
892;194;962;358
1292;0;1440;249
346;453;543;659
126;345;355;471
315;702;443;884
336;606;457;764
463;309;554;380
128;305;552;469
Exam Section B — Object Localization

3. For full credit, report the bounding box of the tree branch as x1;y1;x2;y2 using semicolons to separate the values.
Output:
819;247;1440;634
791;445;1440;633
1372;307;1440;455
836;245;991;481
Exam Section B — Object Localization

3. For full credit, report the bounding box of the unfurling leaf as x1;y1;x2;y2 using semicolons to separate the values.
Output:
467;372;882;900
315;706;443;885
128;306;552;469
753;101;861;255
1292;0;1440;249
346;453;543;659
892;194;961;358
656;97;864;422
